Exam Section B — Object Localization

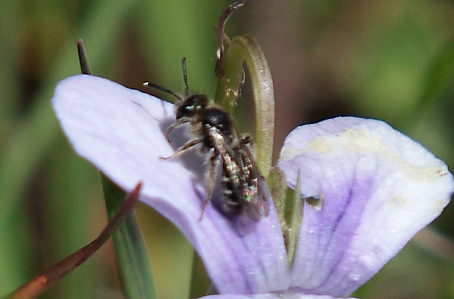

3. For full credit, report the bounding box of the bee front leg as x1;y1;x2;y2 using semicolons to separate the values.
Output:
160;136;203;160
164;118;190;144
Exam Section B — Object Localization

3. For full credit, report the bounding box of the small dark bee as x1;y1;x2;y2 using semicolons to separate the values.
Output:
145;58;270;221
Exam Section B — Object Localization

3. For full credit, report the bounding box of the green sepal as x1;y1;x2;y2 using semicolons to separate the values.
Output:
268;167;304;268
267;167;289;235
285;172;303;268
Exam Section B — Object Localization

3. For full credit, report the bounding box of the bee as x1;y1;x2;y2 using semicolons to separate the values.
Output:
145;58;270;221
221;136;271;221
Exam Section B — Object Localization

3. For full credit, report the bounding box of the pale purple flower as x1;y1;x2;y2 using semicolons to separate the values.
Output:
52;74;454;299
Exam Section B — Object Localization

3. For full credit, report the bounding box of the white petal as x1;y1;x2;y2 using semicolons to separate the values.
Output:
201;290;357;299
52;75;290;294
277;117;453;296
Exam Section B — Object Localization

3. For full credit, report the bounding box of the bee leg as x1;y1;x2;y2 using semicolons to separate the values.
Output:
160;136;203;160
240;134;252;145
199;153;219;220
164;119;190;143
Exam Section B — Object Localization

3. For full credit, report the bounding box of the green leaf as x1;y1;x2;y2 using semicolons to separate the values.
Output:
102;177;157;299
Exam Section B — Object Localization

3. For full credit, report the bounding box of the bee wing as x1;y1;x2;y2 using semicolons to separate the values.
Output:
246;168;271;220
255;174;271;217
238;145;271;221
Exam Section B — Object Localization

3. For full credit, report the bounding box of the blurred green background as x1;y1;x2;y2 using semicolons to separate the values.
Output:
1;0;454;298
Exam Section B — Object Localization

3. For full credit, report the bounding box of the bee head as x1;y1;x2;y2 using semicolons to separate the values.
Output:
176;94;209;120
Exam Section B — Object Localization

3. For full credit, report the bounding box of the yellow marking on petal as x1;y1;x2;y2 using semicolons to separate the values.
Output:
283;127;446;184
389;195;406;207
280;146;303;161
308;137;334;154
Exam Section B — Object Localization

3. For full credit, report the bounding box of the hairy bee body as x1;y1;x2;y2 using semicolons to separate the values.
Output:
147;59;270;221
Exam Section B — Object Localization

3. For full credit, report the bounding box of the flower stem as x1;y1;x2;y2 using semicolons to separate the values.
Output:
215;35;275;177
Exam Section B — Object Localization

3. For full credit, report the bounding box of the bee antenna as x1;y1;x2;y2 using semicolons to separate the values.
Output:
143;82;182;103
181;57;190;98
